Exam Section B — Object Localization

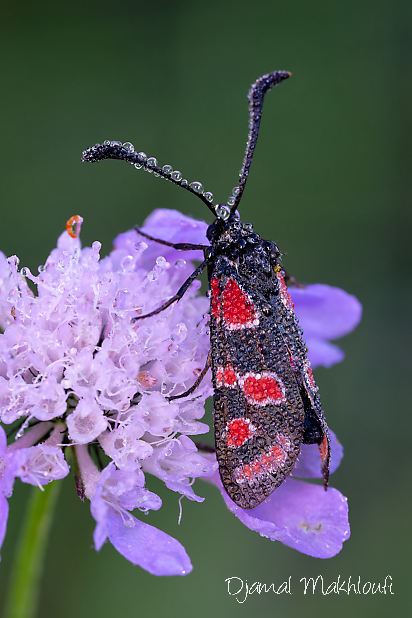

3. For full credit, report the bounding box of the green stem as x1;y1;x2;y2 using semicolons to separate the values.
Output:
4;482;60;618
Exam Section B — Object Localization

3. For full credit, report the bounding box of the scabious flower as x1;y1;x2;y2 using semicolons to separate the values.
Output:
0;208;361;571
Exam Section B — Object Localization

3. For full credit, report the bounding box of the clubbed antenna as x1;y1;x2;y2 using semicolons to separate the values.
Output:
229;71;292;213
82;141;217;216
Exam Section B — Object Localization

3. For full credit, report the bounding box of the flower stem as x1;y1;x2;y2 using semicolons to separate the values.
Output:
4;482;60;618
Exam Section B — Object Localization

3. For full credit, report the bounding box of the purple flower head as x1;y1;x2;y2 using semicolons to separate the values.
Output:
0;209;361;571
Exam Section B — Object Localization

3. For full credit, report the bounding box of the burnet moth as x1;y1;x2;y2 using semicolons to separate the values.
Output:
82;71;330;510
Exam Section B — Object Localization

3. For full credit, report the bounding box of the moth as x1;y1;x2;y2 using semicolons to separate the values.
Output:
82;71;330;510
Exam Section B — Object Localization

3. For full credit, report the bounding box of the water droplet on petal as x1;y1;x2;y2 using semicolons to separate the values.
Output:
120;255;135;272
38;264;46;273
110;140;122;147
181;179;188;186
21;267;30;277
232;186;240;196
122;142;134;152
155;256;168;268
204;191;214;202
227;196;235;206
103;139;111;146
162;164;172;175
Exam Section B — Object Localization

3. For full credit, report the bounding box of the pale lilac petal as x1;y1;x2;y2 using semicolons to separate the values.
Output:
26;377;67;422
0;494;8;556
292;430;344;478
105;509;192;575
0;425;6;456
143;436;217;502
93;520;107;552
305;337;345;368
0;426;17;497
90;463;163;555
211;474;350;558
14;445;70;486
291;284;362;340
66;398;108;444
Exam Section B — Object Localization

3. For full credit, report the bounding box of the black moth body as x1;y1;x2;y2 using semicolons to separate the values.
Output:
207;219;330;509
82;70;331;510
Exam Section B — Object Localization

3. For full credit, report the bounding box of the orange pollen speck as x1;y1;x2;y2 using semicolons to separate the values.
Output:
66;215;83;238
137;371;157;387
226;418;253;447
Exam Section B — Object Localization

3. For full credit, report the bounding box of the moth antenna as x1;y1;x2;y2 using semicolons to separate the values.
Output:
229;71;292;214
82;141;217;216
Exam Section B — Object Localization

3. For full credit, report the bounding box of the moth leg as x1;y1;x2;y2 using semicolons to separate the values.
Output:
135;227;209;251
167;351;211;401
132;259;208;321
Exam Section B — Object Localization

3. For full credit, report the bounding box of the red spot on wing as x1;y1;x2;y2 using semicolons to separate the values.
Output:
234;434;291;484
222;279;258;330
240;372;284;406
276;271;294;309
226;418;254;447
318;434;328;463
216;365;237;388
210;277;221;320
223;367;236;386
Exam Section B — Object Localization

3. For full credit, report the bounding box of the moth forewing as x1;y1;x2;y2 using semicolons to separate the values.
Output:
209;262;306;509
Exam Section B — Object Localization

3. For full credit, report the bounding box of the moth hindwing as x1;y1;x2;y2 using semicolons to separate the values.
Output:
82;70;331;510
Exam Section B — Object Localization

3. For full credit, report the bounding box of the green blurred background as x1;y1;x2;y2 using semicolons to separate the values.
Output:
0;0;410;616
